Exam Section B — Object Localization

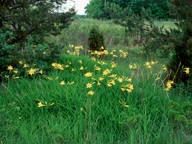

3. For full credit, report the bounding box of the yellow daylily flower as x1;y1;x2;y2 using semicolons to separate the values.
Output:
87;91;94;96
117;77;123;83
7;65;13;71
84;72;93;77
103;69;111;76
28;68;35;75
184;67;190;74
86;83;93;88
38;102;46;107
23;64;28;68
60;81;65;86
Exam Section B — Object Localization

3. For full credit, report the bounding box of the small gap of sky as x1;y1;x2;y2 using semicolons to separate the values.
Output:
65;0;90;15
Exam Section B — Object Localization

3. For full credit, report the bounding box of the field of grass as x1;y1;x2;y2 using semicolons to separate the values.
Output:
47;18;177;51
1;18;192;144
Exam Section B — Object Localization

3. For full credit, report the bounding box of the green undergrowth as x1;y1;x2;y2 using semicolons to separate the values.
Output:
1;53;192;144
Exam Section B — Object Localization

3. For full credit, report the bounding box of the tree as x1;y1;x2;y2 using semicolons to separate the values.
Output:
167;0;192;85
0;0;75;45
85;0;170;19
85;0;109;19
0;0;75;74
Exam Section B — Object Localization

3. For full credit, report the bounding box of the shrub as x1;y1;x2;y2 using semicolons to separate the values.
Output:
168;21;192;85
0;34;61;80
88;26;105;52
167;0;192;87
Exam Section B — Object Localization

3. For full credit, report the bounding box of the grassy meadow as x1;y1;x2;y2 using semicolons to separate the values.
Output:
1;18;192;144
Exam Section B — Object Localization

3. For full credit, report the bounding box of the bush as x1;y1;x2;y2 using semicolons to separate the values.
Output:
0;34;61;80
88;26;105;52
168;21;192;85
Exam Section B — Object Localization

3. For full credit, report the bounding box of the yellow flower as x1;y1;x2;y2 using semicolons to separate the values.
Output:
110;80;115;85
144;62;151;69
94;65;101;71
99;77;104;81
127;84;134;90
97;81;101;86
165;80;174;91
184;67;190;74
103;69;111;76
117;77;123;83
84;72;93;77
56;64;64;70
79;66;84;70
71;68;76;72
119;49;128;58
113;54;117;58
101;46;105;50
129;64;137;70
23;64;28;68
121;87;126;91
127;89;133;93
39;70;43;74
162;65;167;71
87;91;94;96
65;65;69;68
109;74;117;78
111;62;117;68
38;102;46;107
13;76;19;79
125;77;132;82
150;61;158;65
98;61;106;65
107;83;112;87
103;49;109;55
28;68;35;75
121;84;134;93
86;83;93;88
7;65;13;71
51;63;64;70
19;60;23;64
60;81;65;86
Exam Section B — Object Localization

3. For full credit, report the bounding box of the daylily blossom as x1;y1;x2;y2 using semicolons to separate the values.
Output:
28;68;35;75
86;83;93;88
7;65;13;71
184;67;190;74
87;91;94;96
84;72;93;77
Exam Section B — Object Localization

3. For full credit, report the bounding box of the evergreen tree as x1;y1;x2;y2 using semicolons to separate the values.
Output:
0;0;75;74
168;0;192;85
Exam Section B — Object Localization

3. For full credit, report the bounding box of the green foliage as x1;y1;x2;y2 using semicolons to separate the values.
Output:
0;0;75;44
88;26;105;52
0;35;62;80
167;0;192;85
0;30;17;71
0;0;75;76
85;0;109;19
86;0;171;20
1;51;192;143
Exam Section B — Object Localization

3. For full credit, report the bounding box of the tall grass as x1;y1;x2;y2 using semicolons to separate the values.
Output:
1;18;192;144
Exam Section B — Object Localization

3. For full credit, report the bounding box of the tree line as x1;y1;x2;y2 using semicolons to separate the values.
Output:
85;0;170;19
